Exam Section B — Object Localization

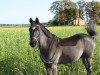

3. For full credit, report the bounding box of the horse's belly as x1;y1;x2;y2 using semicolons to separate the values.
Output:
58;47;83;64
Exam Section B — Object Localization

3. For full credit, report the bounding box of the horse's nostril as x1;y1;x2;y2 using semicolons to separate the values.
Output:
29;42;36;47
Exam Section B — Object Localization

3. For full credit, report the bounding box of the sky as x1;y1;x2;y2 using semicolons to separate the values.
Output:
0;0;100;24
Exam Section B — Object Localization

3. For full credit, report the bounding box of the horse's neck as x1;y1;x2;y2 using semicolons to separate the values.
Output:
39;32;48;48
38;27;59;61
39;29;51;50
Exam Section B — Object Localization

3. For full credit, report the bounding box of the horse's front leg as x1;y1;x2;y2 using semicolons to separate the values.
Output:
45;63;57;75
52;64;57;75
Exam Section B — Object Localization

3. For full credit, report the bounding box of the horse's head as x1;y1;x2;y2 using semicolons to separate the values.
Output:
29;17;40;47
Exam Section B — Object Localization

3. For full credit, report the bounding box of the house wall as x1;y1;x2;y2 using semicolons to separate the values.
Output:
74;18;86;26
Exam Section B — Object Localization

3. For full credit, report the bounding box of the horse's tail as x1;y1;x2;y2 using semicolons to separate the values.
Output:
86;27;96;37
85;19;97;38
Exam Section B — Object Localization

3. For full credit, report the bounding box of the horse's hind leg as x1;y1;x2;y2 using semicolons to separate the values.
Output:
82;57;92;75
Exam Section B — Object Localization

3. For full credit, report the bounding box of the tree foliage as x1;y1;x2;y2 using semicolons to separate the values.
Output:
77;0;86;19
49;1;63;14
49;0;100;25
49;0;77;25
85;1;100;18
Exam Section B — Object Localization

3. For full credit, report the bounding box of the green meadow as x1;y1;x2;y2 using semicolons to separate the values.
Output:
0;26;100;75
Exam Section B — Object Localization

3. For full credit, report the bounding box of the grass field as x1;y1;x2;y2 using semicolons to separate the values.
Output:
0;26;100;75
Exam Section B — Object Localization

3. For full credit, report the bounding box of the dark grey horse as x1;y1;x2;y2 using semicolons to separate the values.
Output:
29;18;96;75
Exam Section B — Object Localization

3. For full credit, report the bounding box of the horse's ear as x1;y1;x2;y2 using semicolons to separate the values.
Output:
35;17;39;24
29;18;33;24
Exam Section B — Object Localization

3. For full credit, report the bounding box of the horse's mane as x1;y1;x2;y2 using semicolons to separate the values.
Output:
40;24;57;39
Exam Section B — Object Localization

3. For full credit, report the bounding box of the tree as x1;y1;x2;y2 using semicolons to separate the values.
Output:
64;8;77;25
76;0;87;25
85;1;100;21
49;0;77;25
77;0;86;20
77;0;100;24
49;1;63;14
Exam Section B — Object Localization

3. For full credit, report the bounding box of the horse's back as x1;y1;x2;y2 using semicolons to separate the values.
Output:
59;33;87;46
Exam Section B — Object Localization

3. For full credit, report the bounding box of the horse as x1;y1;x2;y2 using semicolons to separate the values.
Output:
29;17;96;75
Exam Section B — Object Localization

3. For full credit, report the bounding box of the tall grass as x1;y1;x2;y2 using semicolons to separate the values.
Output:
0;26;100;75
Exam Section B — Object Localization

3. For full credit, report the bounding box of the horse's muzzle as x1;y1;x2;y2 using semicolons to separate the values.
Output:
29;42;36;47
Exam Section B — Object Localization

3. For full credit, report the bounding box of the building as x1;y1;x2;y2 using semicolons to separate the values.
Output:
74;18;86;26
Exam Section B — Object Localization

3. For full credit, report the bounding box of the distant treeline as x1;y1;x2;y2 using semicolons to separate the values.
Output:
0;23;48;27
0;24;29;27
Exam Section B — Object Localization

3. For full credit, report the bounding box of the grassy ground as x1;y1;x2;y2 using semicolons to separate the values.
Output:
0;26;100;75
